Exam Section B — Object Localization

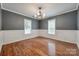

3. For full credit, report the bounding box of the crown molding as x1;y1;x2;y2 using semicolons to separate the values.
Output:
1;3;78;19
1;3;34;19
76;3;79;10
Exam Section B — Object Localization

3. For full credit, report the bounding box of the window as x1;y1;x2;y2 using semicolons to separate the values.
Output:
48;19;56;34
24;19;32;34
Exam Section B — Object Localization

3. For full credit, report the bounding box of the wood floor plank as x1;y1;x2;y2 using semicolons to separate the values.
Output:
1;37;79;56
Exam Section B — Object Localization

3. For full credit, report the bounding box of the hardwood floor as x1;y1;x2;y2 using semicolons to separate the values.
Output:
1;37;79;56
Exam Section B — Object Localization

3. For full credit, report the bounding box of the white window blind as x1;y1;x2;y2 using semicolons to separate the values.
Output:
24;19;32;34
48;19;56;34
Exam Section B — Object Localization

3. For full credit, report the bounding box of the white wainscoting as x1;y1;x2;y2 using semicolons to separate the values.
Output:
77;30;79;48
3;30;77;44
56;30;77;44
0;31;3;52
38;30;56;39
0;30;78;52
3;30;39;44
39;30;77;43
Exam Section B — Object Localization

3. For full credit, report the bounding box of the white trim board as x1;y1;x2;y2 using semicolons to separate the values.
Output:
77;30;79;49
0;31;4;52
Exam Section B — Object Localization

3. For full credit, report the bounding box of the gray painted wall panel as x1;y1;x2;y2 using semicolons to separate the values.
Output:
39;20;48;29
0;4;1;30
2;10;39;30
77;7;79;30
2;9;77;30
56;11;77;30
40;11;77;30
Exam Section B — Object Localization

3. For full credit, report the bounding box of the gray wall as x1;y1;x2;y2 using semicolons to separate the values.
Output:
0;4;1;30
2;10;39;30
2;9;77;30
39;20;48;29
56;11;77;30
40;11;77;30
77;7;79;30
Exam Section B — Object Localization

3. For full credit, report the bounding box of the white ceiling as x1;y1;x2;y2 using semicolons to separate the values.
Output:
1;3;78;19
